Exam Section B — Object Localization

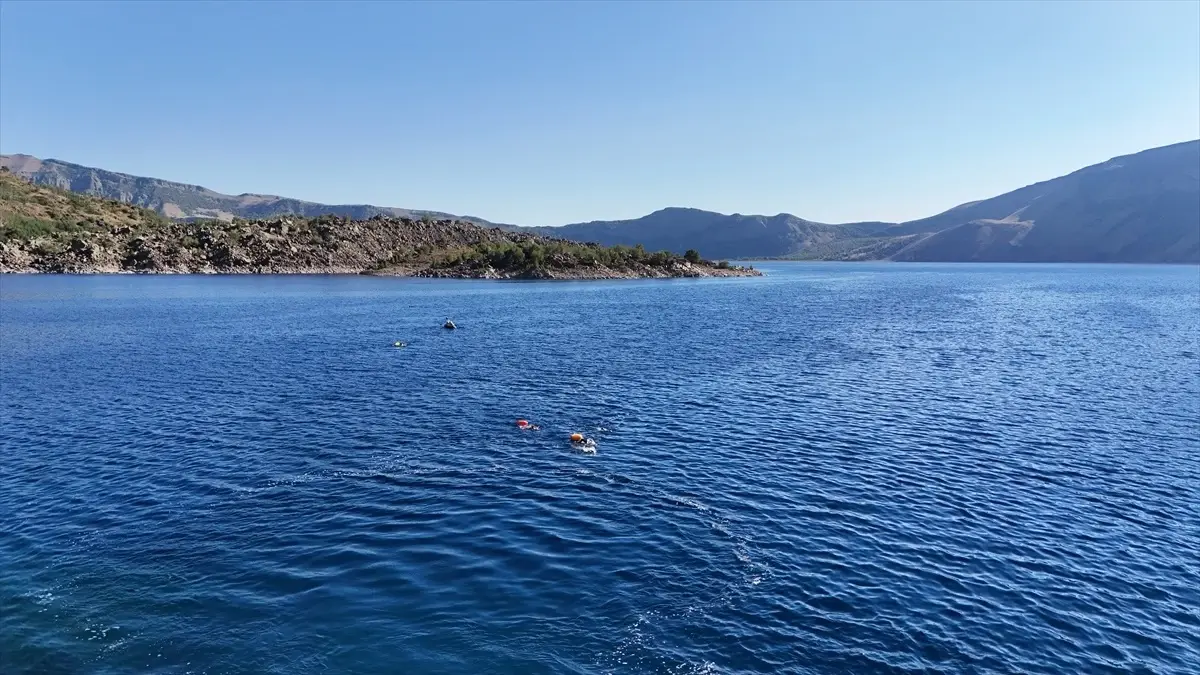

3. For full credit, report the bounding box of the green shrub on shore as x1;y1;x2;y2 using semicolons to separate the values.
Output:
438;239;688;273
0;215;82;242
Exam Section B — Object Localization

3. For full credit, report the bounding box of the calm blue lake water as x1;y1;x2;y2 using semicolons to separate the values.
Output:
1;263;1198;675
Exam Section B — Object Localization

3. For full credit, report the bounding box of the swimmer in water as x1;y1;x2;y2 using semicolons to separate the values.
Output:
570;433;597;453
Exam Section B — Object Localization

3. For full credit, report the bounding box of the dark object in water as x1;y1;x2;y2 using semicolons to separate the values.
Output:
444;319;457;330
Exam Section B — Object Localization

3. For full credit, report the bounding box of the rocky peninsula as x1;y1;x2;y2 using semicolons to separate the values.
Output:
0;172;759;279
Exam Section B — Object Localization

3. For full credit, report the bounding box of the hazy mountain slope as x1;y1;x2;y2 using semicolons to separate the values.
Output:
888;140;1200;262
535;141;1199;262
0;154;499;227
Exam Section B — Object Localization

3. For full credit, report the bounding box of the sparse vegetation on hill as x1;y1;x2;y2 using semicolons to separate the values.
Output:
0;168;170;244
0;173;759;278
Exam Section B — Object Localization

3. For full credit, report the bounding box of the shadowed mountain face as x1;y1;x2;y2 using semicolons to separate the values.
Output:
4;140;1197;262
0;154;500;227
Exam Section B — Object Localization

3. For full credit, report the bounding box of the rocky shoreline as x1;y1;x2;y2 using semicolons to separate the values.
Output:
0;237;760;279
0;260;759;279
0;173;760;279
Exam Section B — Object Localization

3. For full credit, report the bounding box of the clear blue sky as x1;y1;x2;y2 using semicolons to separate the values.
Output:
1;1;1197;226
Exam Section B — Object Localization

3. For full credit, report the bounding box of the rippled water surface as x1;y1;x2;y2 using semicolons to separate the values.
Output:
2;264;1198;675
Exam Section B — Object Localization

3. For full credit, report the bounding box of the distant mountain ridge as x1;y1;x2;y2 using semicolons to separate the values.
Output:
0;154;502;227
534;141;1200;263
516;209;898;261
4;140;1197;263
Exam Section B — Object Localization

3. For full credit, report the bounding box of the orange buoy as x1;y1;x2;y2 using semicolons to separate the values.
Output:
570;433;584;442
516;419;530;427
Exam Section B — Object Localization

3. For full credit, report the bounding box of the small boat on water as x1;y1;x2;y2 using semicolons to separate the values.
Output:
443;319;457;330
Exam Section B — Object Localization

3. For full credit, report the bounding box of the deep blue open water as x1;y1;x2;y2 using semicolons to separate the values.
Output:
1;263;1198;675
